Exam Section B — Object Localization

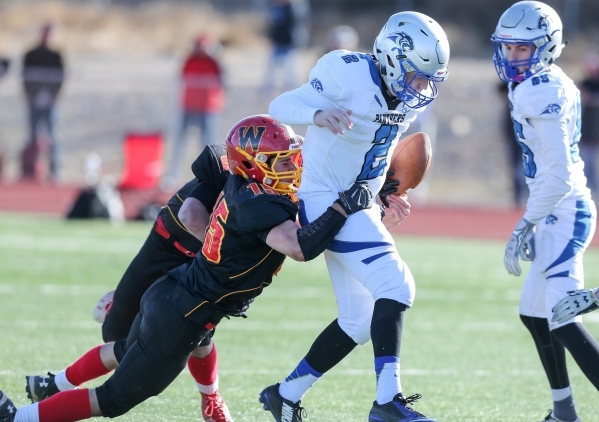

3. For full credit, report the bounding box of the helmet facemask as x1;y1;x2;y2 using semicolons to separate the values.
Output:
492;36;548;82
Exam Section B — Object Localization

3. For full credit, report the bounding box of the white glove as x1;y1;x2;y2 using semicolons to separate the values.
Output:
551;288;599;324
504;217;535;276
519;228;535;261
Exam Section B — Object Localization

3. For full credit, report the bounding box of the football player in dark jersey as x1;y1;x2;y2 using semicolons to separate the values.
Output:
0;115;373;422
25;145;234;422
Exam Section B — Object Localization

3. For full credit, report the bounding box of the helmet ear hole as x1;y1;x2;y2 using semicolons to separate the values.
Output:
241;160;252;170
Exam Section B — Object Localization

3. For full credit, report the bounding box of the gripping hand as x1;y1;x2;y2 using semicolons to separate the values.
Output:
379;170;400;208
335;181;373;215
503;217;535;276
552;288;599;324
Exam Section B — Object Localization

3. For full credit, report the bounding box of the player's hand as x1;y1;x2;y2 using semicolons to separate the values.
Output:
335;181;372;215
381;194;410;229
503;217;535;276
552;288;599;323
314;109;353;134
379;170;400;208
519;228;535;261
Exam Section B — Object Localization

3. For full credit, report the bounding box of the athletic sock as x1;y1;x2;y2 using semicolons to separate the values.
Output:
375;356;401;404
188;345;219;395
552;391;577;422
65;345;111;387
54;369;77;392
14;404;40;422
38;389;92;422
279;358;322;403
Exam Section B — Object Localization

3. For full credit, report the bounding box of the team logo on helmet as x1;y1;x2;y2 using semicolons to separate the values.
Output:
540;103;561;115
388;32;414;53
310;78;323;93
538;16;549;31
238;126;266;151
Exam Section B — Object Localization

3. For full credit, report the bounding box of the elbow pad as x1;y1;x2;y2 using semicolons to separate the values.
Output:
297;207;346;261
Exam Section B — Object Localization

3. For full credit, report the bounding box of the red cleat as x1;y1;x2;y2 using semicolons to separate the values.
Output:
201;391;234;422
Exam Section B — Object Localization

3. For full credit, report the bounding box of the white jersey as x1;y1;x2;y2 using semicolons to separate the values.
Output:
509;65;591;224
269;50;422;196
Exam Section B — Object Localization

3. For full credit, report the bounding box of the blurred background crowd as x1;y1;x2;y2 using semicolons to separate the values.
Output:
0;0;598;210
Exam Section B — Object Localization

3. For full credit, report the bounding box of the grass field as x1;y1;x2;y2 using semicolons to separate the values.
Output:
1;213;599;422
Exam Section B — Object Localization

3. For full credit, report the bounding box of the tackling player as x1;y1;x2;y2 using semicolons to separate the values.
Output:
262;11;449;422
25;145;234;422
493;2;599;421
0;114;373;422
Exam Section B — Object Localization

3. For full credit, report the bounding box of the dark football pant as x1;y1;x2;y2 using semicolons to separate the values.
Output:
95;276;223;418
102;229;192;342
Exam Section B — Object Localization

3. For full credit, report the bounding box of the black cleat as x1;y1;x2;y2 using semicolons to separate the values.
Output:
26;372;59;403
259;383;306;422
369;393;436;422
0;390;16;422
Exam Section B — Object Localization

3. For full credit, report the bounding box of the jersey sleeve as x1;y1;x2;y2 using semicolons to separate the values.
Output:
268;52;349;125
236;196;297;235
190;144;229;192
187;181;222;212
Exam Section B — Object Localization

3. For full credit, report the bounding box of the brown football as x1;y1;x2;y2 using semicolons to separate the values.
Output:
387;132;432;195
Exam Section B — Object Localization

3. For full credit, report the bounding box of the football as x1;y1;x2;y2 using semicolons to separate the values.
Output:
387;132;432;195
93;289;115;323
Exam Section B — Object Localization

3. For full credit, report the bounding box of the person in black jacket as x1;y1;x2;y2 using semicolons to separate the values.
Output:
21;23;64;181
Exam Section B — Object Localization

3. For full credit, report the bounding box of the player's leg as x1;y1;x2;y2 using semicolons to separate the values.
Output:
188;336;234;422
102;231;189;342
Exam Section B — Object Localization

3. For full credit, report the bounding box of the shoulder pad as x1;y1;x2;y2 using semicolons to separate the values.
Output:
516;75;567;120
236;193;297;232
191;144;229;190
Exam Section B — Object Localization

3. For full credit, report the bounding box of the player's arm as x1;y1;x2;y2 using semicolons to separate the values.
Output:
179;198;210;242
266;182;372;261
269;54;353;133
179;181;221;242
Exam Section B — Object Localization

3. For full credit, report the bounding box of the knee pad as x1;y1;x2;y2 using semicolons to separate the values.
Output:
338;308;372;345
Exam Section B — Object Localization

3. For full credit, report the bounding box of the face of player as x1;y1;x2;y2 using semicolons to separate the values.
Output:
273;155;299;183
503;43;535;75
404;71;430;93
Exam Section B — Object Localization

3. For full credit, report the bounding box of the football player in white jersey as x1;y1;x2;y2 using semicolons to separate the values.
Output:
493;2;599;422
258;11;449;422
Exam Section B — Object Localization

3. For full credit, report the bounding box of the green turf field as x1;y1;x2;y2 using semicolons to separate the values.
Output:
1;213;599;422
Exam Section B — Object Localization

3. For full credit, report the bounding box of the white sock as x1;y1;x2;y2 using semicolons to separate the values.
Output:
551;386;572;402
196;375;219;395
376;361;401;405
279;358;322;403
54;369;77;392
14;403;40;422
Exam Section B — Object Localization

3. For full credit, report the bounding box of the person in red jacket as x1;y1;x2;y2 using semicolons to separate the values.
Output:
164;34;225;188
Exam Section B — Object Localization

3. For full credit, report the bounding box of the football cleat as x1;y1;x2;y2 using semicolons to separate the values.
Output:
541;409;581;422
93;290;115;323
369;393;436;422
259;383;306;422
26;372;60;403
201;390;234;422
0;390;16;422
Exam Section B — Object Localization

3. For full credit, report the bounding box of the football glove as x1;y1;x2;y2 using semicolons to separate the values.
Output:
335;181;373;215
519;228;535;261
379;170;400;208
503;217;535;276
552;288;599;324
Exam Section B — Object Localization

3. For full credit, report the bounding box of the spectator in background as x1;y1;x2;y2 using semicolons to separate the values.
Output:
326;24;359;52
164;34;225;190
0;56;9;179
579;52;599;198
498;82;527;208
260;0;310;96
22;23;64;182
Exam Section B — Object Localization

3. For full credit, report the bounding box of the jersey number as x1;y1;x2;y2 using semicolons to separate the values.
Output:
357;124;398;180
202;194;229;263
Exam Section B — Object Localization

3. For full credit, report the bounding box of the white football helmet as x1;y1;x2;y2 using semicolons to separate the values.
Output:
491;1;565;82
373;11;450;109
